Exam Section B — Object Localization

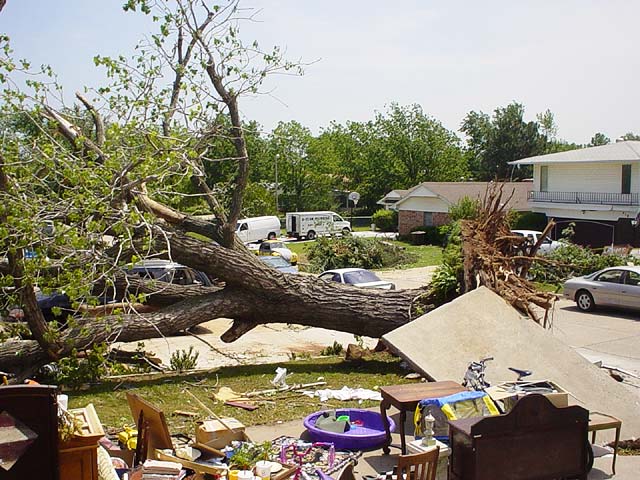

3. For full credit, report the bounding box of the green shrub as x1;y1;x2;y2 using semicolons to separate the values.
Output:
169;346;200;372
52;343;110;390
306;236;415;273
431;222;464;300
372;209;397;232
399;225;448;245
320;341;344;356
511;211;548;231
449;196;480;221
529;242;632;284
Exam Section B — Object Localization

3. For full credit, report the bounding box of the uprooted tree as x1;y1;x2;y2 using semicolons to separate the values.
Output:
0;0;553;380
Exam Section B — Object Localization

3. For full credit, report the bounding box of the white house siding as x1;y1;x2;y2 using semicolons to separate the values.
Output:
535;162;638;194
531;206;637;222
397;196;448;213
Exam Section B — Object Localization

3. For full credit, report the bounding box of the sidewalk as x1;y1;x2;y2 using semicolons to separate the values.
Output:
245;406;639;479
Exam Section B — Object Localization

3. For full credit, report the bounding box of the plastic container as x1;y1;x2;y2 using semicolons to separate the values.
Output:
303;408;395;450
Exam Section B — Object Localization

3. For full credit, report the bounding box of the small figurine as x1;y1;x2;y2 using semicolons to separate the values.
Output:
420;412;436;447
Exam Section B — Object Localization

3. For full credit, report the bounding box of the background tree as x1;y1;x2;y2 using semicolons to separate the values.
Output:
461;102;547;180
621;132;640;141
589;132;611;146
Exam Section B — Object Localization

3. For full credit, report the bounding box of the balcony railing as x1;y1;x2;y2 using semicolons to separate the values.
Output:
529;191;640;206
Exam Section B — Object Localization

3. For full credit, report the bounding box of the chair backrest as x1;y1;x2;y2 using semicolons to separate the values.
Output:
397;447;440;480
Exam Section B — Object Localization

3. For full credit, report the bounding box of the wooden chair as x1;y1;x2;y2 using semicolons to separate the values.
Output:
397;447;440;480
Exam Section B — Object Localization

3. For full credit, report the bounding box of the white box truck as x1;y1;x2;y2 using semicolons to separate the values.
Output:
236;216;281;243
285;211;351;240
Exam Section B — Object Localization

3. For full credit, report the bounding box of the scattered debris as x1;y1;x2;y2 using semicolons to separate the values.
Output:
213;386;247;403
244;381;327;398
108;348;165;372
301;386;382;402
271;367;288;388
224;401;259;411
173;410;199;418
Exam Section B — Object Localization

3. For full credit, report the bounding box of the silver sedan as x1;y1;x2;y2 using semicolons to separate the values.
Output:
563;265;640;312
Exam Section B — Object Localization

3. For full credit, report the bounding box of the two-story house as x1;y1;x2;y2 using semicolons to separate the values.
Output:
509;140;640;247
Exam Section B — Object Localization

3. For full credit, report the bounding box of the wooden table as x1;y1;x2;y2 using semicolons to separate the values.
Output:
588;412;622;474
379;381;466;454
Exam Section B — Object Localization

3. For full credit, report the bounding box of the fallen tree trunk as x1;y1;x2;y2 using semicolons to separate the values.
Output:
0;263;430;373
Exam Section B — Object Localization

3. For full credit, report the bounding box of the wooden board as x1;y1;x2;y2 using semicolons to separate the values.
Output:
155;448;228;475
126;393;173;452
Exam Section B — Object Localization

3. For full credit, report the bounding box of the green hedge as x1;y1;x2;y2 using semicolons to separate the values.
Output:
511;211;548;231
372;209;397;232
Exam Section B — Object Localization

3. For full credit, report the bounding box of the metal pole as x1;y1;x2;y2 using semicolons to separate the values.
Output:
274;154;279;212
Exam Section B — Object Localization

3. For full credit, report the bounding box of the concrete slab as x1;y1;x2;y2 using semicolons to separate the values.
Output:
382;287;640;440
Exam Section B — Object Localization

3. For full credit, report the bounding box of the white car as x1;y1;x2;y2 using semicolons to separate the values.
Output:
319;268;395;290
512;230;562;255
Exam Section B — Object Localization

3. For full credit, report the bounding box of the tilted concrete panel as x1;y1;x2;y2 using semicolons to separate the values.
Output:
382;286;640;439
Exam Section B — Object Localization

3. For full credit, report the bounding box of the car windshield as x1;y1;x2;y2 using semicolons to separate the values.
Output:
267;242;285;249
261;256;289;267
343;270;381;284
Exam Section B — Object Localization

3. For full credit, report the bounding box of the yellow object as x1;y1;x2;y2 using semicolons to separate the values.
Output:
229;470;239;480
117;426;138;448
440;395;500;420
213;387;244;403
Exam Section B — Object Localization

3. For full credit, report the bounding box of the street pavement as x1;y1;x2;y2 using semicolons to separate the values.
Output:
550;299;640;398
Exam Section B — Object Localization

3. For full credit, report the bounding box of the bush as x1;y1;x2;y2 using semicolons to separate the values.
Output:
511;211;548;231
529;242;632;284
51;343;110;390
306;236;416;273
431;222;464;300
449;196;480;221
372;209;397;232
169;346;200;372
399;226;447;245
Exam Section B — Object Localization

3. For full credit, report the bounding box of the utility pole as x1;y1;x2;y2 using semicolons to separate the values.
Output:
274;153;279;212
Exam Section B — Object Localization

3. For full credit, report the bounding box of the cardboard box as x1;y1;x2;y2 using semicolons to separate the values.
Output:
486;380;569;412
195;417;249;448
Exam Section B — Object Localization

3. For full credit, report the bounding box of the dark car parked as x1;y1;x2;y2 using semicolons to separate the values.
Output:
2;260;212;323
125;259;213;286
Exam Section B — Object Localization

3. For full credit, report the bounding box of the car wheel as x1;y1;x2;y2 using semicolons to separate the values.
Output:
267;232;277;240
307;230;316;240
575;290;595;312
342;227;351;236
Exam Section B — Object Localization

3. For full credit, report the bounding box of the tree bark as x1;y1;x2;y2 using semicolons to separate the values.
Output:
0;274;425;372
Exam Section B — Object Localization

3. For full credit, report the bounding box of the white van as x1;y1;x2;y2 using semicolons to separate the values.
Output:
285;211;351;240
236;216;281;243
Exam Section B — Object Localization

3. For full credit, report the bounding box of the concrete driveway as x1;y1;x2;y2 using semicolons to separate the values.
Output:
550;299;640;397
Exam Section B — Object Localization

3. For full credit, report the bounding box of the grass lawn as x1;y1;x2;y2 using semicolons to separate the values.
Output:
391;241;443;269
68;354;415;435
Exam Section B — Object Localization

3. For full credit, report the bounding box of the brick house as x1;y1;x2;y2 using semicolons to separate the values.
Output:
391;182;532;235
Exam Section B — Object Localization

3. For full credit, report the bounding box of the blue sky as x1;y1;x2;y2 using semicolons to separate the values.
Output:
2;0;640;143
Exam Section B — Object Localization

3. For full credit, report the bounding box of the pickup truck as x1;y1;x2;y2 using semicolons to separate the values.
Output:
512;229;562;255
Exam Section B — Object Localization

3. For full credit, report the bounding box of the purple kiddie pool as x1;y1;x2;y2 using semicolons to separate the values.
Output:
303;409;395;450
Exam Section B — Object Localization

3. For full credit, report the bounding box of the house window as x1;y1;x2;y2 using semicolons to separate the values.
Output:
540;166;548;192
423;212;433;226
622;164;632;194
